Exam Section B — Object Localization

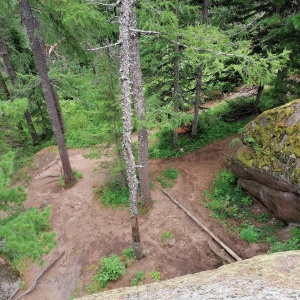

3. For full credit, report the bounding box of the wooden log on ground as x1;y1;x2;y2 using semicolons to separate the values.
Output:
163;190;242;262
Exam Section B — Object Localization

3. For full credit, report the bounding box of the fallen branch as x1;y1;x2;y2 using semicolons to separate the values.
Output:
163;190;242;261
13;252;65;300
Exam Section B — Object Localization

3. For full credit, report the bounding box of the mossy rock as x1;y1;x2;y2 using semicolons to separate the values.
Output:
238;99;300;185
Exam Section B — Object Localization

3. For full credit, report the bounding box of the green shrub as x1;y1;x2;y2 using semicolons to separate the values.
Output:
162;167;179;180
269;228;300;253
204;170;252;220
157;167;178;188
160;231;173;243
149;271;161;282
92;255;125;288
239;225;261;243
130;271;145;286
99;179;129;208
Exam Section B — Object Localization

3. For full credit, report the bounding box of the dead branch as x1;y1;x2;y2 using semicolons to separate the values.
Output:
163;190;242;261
13;252;65;300
87;40;121;51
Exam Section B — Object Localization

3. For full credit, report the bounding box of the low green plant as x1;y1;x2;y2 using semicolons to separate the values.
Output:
149;271;161;282
239;225;261;243
204;170;252;220
160;231;173;243
92;254;125;288
245;137;262;154
58;170;83;187
269;228;300;253
122;246;135;265
162;167;179;180
98;179;130;208
157;167;178;188
130;270;145;286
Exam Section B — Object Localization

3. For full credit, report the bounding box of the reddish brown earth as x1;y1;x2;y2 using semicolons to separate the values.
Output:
15;136;269;300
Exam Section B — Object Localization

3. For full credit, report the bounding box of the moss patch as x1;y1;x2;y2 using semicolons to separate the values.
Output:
237;99;300;184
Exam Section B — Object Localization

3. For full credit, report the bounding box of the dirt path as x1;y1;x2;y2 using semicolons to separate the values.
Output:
15;136;267;300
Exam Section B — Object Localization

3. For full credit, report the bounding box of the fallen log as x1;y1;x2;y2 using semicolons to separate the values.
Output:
163;190;242;262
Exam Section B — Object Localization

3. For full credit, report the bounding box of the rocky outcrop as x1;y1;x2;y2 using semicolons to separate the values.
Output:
230;99;300;224
76;251;300;300
0;255;21;300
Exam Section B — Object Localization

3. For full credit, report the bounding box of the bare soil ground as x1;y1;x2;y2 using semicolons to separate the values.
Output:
14;135;270;300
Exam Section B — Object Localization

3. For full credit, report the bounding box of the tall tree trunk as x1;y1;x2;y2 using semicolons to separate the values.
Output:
191;0;209;137
119;0;143;259
191;65;203;136
173;39;180;148
129;3;152;209
19;0;75;185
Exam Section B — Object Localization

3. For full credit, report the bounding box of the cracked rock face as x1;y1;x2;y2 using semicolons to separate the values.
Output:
230;99;300;225
0;255;21;300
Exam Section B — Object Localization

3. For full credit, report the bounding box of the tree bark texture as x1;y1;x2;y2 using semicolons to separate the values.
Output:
202;0;209;23
191;65;203;136
0;33;17;84
19;0;75;185
0;71;10;99
119;0;143;258
173;40;180;147
254;84;264;115
129;2;152;208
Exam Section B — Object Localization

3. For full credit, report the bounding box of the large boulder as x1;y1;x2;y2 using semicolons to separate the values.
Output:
230;99;300;224
0;255;21;300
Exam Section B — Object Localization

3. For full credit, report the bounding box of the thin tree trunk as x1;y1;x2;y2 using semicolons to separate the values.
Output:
24;109;40;145
191;65;203;136
0;33;17;84
254;84;264;115
129;3;152;209
191;0;209;137
119;0;143;258
19;0;75;186
0;71;10;99
202;0;209;24
173;39;180;148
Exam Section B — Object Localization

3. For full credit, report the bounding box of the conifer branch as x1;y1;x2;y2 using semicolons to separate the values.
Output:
170;40;250;61
87;40;121;51
129;28;161;35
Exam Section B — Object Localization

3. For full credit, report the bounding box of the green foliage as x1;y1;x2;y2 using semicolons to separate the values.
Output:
0;206;56;266
122;246;135;266
239;225;261;243
160;231;173;243
0;152;27;214
92;255;126;288
204;170;252;220
130;271;145;286
149;101;251;159
98;179;130;208
162;167;179;180
245;137;262;154
156;167;178;188
149;271;161;282
269;228;300;253
0;153;56;266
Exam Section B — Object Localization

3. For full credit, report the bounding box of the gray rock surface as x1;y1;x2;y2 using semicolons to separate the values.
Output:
0;255;21;300
76;251;300;300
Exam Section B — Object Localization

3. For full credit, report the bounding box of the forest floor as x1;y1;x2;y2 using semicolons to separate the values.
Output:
13;85;271;300
15;133;271;300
